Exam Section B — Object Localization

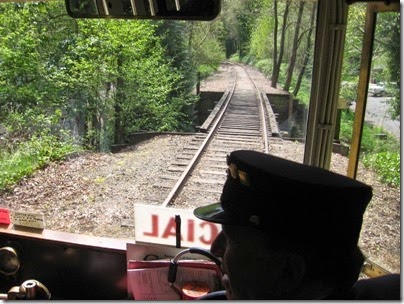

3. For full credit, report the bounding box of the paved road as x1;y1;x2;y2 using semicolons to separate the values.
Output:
350;96;400;140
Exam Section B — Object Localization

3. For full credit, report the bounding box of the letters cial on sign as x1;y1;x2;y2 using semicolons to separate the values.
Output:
134;205;221;249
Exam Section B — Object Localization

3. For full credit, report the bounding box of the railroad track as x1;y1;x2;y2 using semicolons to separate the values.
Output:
147;64;281;210
141;65;394;278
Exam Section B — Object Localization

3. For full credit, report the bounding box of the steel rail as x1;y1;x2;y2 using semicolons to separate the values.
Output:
160;68;238;207
161;64;272;208
240;65;270;153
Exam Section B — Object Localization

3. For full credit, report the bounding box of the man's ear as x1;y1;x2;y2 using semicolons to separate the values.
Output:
277;253;306;292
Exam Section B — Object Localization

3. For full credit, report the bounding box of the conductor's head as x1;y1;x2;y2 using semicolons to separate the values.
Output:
194;150;372;300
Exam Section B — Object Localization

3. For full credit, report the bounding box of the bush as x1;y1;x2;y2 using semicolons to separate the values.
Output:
229;54;240;62
363;151;400;187
197;64;216;79
339;109;400;187
0;134;80;191
255;59;272;77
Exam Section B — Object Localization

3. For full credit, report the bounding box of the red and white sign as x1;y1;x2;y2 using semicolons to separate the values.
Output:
134;205;221;249
0;208;11;225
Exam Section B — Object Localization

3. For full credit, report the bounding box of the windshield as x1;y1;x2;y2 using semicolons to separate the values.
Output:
0;0;400;276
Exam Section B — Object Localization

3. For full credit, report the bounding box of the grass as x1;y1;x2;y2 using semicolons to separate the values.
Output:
0;134;81;191
339;109;400;187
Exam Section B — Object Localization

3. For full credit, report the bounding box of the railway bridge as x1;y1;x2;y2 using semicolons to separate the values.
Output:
197;63;306;139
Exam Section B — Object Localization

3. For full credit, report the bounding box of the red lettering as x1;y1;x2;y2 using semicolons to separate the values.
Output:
199;222;219;245
187;219;195;242
162;217;183;240
143;214;159;237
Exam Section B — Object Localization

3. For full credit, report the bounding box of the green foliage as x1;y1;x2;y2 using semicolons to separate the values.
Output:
155;21;195;92
227;1;401;189
339;110;354;143
255;59;272;77
229;53;241;62
0;110;81;191
342;4;366;78
343;6;400;119
250;12;273;60
293;77;311;106
340;110;399;152
197;65;217;78
377;11;401;120
5;109;61;140
387;85;400;120
0;2;210;153
221;0;259;58
339;109;400;187
363;152;400;187
0;134;80;191
335;6;400;187
339;79;359;104
0;2;76;116
1;2;223;187
186;20;225;79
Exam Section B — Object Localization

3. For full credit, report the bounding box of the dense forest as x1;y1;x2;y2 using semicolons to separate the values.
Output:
0;0;400;189
0;1;224;151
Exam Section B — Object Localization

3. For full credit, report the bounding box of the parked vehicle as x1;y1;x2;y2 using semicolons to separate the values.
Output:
368;83;386;97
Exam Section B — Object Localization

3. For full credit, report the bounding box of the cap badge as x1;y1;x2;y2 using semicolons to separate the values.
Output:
238;170;250;186
228;163;238;179
227;163;250;187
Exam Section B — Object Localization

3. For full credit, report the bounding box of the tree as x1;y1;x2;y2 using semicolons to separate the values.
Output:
271;0;290;88
293;2;316;97
0;2;78;138
0;2;204;151
283;1;305;92
221;0;258;60
341;5;400;120
244;0;317;100
376;11;400;120
271;0;278;86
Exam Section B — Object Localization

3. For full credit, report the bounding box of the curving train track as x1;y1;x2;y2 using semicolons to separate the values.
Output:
147;64;281;210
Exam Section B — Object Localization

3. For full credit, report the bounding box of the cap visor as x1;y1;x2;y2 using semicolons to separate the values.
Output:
193;203;227;224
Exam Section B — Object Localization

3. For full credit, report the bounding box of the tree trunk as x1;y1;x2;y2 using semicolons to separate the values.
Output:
293;3;316;97
114;51;125;145
283;1;305;91
271;0;278;88
272;0;290;88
